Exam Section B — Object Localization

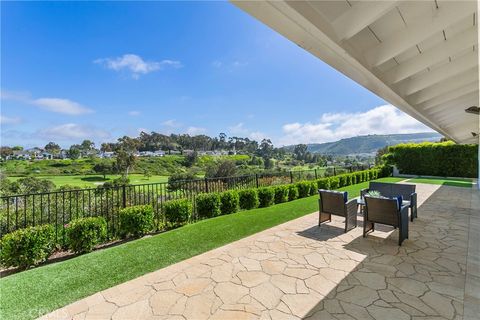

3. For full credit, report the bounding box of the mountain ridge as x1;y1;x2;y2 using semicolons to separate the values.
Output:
283;132;442;155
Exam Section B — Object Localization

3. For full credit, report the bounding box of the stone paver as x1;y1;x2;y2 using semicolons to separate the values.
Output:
39;183;479;320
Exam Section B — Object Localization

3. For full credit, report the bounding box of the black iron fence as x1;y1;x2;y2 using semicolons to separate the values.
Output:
0;165;368;242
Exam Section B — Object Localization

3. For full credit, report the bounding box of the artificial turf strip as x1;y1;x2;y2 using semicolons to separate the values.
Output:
405;177;472;188
0;178;395;320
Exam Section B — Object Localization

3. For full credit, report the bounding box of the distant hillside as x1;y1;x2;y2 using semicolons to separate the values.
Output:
284;132;442;155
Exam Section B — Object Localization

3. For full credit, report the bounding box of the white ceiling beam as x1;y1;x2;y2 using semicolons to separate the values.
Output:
420;82;479;110
383;27;478;84
407;68;478;105
396;51;477;96
423;91;478;116
332;1;399;41
364;1;476;67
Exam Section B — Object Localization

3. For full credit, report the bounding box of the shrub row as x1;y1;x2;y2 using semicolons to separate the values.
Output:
1;167;388;268
386;141;478;178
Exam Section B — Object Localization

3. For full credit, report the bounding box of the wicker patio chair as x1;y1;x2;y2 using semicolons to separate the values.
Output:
361;182;417;222
363;195;409;246
318;189;358;233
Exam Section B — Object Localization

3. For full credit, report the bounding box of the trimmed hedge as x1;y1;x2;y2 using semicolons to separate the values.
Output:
220;190;239;214
309;181;317;196
329;177;340;190
238;189;259;210
296;181;311;198
118;205;154;238
274;185;289;204
287;185;299;201
316;178;331;190
164;199;192;226
66;217;107;253
387;142;478;178
196;193;221;218
0;224;55;269
258;187;275;208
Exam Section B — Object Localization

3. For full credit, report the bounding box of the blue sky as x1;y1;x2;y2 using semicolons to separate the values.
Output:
0;1;431;148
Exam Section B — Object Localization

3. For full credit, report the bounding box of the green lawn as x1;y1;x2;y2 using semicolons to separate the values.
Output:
405;176;473;188
8;174;169;188
0;177;396;320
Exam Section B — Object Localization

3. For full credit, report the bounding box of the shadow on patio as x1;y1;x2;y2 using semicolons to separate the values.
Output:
297;183;474;320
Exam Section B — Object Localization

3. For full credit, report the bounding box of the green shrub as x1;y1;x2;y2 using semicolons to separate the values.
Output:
329;177;340;189
163;199;192;226
378;164;393;178
287;185;299;201
309;181;317;196
355;172;363;183
0;224;55;269
316;178;331;190
118;205;154;238
258;187;275;208
220;190;239;214
387;141;478;178
273;185;288;204
296;181;311;198
196;193;221;218
238;189;259;210
350;174;357;185
338;175;347;187
66;217;107;253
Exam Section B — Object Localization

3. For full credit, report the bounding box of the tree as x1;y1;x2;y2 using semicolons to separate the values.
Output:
264;158;275;169
0;147;13;159
293;144;308;161
44;142;61;155
115;149;136;177
15;177;55;194
67;146;81;160
205;159;237;178
80;140;95;156
93;163;110;179
184;151;198;167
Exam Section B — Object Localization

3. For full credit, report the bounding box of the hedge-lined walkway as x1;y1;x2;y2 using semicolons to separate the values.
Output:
39;182;478;320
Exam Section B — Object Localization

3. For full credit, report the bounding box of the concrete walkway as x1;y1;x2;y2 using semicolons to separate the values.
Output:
40;183;479;320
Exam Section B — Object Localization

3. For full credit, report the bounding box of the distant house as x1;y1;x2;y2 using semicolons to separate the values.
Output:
100;151;115;159
42;152;53;160
153;150;165;157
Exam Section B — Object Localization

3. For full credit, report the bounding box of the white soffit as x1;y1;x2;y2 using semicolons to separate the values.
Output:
232;0;479;144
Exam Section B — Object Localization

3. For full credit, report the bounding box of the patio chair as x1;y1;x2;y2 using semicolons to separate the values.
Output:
318;189;358;233
363;196;409;246
361;182;417;221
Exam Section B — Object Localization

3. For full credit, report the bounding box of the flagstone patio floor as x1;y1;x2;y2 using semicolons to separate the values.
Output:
40;183;480;320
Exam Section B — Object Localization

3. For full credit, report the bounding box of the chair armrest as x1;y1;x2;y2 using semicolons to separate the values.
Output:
409;192;417;206
360;188;369;198
346;198;358;215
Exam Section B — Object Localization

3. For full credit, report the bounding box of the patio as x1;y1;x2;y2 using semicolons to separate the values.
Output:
40;182;479;320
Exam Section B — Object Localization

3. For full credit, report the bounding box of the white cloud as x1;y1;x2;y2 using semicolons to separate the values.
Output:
1;90;92;115
0;115;22;125
278;104;433;146
95;54;182;79
211;60;248;71
32;98;93;115
228;122;268;141
161;119;182;128
37;123;110;141
128;110;141;116
186;126;207;135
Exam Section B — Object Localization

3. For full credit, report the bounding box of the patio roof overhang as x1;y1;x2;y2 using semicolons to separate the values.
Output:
231;0;480;145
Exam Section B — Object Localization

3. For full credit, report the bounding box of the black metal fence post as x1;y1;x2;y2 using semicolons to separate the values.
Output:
122;185;127;208
314;169;318;179
290;171;293;184
333;167;337;176
255;174;259;188
204;178;209;193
